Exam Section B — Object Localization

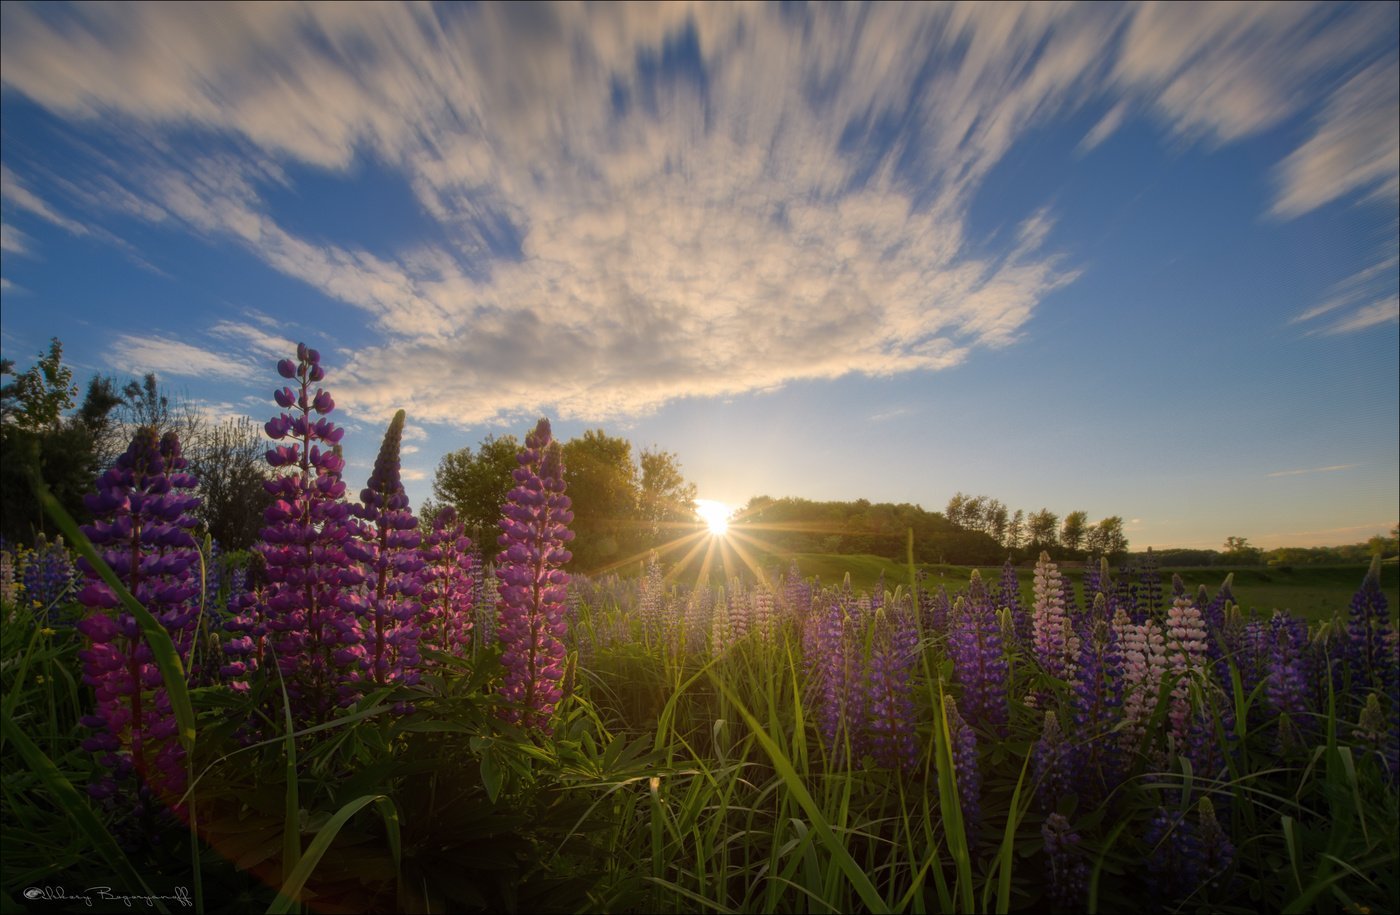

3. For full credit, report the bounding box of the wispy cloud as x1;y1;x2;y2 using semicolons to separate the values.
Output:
1;163;90;236
0;223;29;255
1292;251;1399;335
2;2;1393;425
209;320;298;362
1266;463;1361;478
108;334;250;381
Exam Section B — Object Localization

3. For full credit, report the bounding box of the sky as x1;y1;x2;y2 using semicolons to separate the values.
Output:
1;1;1396;551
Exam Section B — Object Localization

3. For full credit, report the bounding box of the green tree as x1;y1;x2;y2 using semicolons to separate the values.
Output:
1221;535;1263;565
1027;508;1059;547
187;417;273;551
1;338;75;432
1085;516;1128;559
1006;509;1025;550
431;433;521;544
1061;510;1089;551
563;429;641;570
638;447;698;541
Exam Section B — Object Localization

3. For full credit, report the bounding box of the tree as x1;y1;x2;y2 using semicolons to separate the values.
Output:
945;492;970;528
986;499;1009;544
1221;536;1263;565
185;417;273;551
1027;508;1059;547
431;433;521;544
1086;516;1128;559
638;447;698;541
1006;509;1025;550
0;340;116;543
563;429;641;569
1061;511;1089;551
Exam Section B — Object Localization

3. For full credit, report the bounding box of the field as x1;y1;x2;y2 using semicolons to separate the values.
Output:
1;347;1396;914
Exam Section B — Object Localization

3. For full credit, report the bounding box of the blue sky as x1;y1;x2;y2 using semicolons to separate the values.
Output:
1;1;1396;550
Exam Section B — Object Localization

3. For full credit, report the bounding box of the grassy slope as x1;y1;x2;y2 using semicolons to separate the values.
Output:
778;552;1400;624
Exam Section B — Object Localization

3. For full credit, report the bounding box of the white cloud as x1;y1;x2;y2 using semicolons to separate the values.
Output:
1;163;90;236
1;222;29;254
108;334;250;381
208;320;298;362
1292;251;1399;335
1318;295;1399;335
1;2;1394;424
1266;463;1360;478
1079;102;1129;153
1273;59;1400;218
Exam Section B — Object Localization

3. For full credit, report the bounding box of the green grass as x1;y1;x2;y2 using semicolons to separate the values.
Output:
774;552;1399;624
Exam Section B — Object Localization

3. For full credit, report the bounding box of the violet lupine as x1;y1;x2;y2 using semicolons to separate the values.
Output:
710;586;733;654
943;696;981;831
1344;557;1395;695
1031;710;1074;813
418;506;475;663
22;533;79;619
810;591;864;764
753;585;776;643
1164;594;1208;747
1143;807;1202;904
494;419;574;733
998;558;1031;651
345;410;425;688
221;552;268;692
1042;813;1089;913
947;572;1009;731
1195;797;1235;894
1264;611;1313;750
865;609;920;771
638;552;665;644
1071;619;1125;802
1033;553;1077;680
259;343;364;724
784;560;811;620
76;427;202;807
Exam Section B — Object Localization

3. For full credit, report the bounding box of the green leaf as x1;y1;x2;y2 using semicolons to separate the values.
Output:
481;750;503;803
266;794;389;915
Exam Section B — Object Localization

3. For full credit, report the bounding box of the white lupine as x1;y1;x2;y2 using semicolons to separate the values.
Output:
1116;608;1168;755
1033;552;1075;679
1164;596;1209;743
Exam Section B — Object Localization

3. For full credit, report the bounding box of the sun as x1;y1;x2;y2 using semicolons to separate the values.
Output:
694;499;732;536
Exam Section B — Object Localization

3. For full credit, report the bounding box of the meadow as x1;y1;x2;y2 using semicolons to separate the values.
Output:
1;344;1396;914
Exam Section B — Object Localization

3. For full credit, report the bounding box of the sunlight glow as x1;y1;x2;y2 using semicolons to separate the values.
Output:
695;499;732;537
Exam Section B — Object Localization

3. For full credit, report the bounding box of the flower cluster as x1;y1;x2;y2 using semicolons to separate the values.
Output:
1041;813;1088;913
495;418;574;733
865;608;921;771
944;696;981;831
345;409;425;687
1033;553;1078;679
20;533;79;618
947;571;1009;731
76;427;202;807
255;343;364;724
418;506;475;662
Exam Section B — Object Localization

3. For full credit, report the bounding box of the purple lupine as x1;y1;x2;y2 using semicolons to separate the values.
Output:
753;584;776;643
221;552;268;692
1344;557;1395;695
947;572;1009;731
1042;813;1089;913
784;560;811;620
76;427;202;808
1139;548;1163;617
1031;710;1074;813
1196;797;1234;893
1143;806;1203;905
865;608;920;771
22;534;79;619
494;418;574;733
1266;611;1312;749
809;589;864;764
418;506;475;663
259;343;364;724
710;585;733;654
997;558;1031;651
638;552;665;644
345;410;425;688
1071;619;1125;802
944;696;981;830
927;584;951;636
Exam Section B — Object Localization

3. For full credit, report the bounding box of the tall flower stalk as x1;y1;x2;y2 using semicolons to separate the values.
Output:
258;343;363;724
76;427;202;807
495;419;574;733
345;409;425;687
418;506;475;662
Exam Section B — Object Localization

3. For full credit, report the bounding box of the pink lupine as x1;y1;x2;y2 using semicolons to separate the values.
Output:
495;419;574;733
1033;553;1078;679
1165;595;1208;745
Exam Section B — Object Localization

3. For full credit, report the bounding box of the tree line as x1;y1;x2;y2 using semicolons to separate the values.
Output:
943;491;1129;559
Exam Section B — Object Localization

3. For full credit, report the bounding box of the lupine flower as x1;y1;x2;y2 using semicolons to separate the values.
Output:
810;589;864;764
943;696;980;830
727;579;752;643
256;343;364;725
1033;553;1077;680
418;506;475;663
1344;557;1395;695
785;560;811;620
638;552;665;644
474;561;497;653
1042;813;1089;913
1164;595;1208;746
710;586;733;654
0;549;16;606
494;419;574;733
1196;797;1234;892
22;533;79;619
865;608;920;771
1031;710;1074;813
1115;608;1168;758
345;410;425;689
1071;619;1125;802
1266;611;1312;749
222;552;269;693
1198;576;1233;642
1143;807;1201;904
752;585;776;643
997;558;1031;650
76;427;202;808
947;571;1009;731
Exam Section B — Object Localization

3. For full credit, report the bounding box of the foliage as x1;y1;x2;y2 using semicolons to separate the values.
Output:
432;433;522;544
